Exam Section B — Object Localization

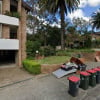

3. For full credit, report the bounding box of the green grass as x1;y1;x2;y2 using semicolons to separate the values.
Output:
27;49;94;65
36;56;70;64
56;48;94;56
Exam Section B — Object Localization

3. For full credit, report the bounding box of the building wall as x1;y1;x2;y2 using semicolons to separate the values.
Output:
2;25;10;39
2;0;10;39
92;34;100;40
17;0;22;67
2;0;10;14
17;0;27;67
21;7;27;61
1;0;27;67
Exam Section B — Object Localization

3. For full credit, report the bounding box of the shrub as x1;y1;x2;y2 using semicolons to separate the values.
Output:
23;59;41;74
40;46;55;56
26;40;41;58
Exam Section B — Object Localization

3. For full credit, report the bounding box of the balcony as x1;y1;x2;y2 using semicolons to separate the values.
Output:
0;14;19;26
0;39;19;50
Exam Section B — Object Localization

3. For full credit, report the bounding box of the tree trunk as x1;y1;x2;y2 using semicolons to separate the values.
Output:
60;4;65;50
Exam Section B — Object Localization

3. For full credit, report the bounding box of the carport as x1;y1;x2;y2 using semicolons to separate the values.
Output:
0;50;16;66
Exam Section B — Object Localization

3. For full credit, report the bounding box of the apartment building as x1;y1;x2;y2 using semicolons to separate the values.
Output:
0;0;31;66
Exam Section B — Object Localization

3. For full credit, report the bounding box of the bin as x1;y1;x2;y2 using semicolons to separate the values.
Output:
68;76;80;97
87;69;96;87
80;71;90;90
78;64;87;71
93;68;100;84
97;66;100;69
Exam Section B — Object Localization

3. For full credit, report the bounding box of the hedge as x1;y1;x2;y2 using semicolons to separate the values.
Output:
23;59;41;75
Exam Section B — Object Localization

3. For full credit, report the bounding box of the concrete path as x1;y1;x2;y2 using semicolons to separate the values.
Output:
0;67;33;87
0;74;100;100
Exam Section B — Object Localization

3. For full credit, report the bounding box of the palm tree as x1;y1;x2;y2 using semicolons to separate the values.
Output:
39;0;80;50
91;9;100;30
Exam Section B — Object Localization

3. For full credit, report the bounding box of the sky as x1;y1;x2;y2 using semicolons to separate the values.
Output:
68;0;100;21
26;0;100;33
49;0;100;30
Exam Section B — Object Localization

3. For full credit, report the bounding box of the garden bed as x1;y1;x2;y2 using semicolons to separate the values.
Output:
41;64;62;74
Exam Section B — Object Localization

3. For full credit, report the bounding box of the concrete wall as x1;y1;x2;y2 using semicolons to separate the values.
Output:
0;15;19;26
0;39;19;50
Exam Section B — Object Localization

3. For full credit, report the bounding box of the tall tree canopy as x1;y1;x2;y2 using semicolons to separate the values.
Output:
39;0;80;50
72;17;90;34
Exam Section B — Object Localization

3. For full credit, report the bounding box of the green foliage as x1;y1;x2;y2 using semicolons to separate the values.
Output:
39;0;80;50
12;12;21;18
83;34;92;48
40;46;55;57
56;49;94;56
91;9;100;29
4;10;20;18
46;26;61;48
26;40;41;58
92;39;100;48
23;59;41;74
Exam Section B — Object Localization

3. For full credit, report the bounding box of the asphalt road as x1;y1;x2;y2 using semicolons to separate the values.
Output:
0;74;100;100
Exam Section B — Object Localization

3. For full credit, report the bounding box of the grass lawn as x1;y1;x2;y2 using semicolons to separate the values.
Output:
31;49;94;65
36;56;70;64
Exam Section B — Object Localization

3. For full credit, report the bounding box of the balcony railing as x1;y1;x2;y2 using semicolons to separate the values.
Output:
0;39;19;50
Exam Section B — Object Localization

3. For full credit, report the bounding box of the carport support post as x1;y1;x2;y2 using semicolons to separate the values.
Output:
17;0;22;67
16;0;27;67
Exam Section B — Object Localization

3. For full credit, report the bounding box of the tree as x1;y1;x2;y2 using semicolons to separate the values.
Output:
72;17;89;34
39;0;80;50
25;0;44;34
91;9;100;30
67;26;76;34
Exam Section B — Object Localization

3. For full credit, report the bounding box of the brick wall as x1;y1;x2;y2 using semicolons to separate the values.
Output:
2;25;9;39
16;0;27;66
17;0;22;67
2;0;10;39
2;0;10;14
1;0;27;67
21;7;27;61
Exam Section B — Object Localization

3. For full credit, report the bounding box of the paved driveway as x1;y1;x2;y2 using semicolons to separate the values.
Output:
0;74;100;100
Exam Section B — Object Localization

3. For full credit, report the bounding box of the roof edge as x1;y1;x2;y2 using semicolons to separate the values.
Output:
22;1;32;11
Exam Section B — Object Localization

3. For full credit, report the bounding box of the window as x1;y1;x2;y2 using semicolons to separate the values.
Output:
0;24;2;38
0;1;2;14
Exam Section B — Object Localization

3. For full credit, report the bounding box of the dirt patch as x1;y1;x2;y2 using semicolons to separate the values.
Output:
41;64;61;74
81;52;95;62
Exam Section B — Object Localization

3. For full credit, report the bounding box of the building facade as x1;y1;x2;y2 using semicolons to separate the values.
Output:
0;0;30;66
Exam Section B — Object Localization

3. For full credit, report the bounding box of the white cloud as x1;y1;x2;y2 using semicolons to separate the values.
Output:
68;9;90;21
88;0;100;7
79;0;100;8
79;0;87;8
50;22;61;28
68;0;100;22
